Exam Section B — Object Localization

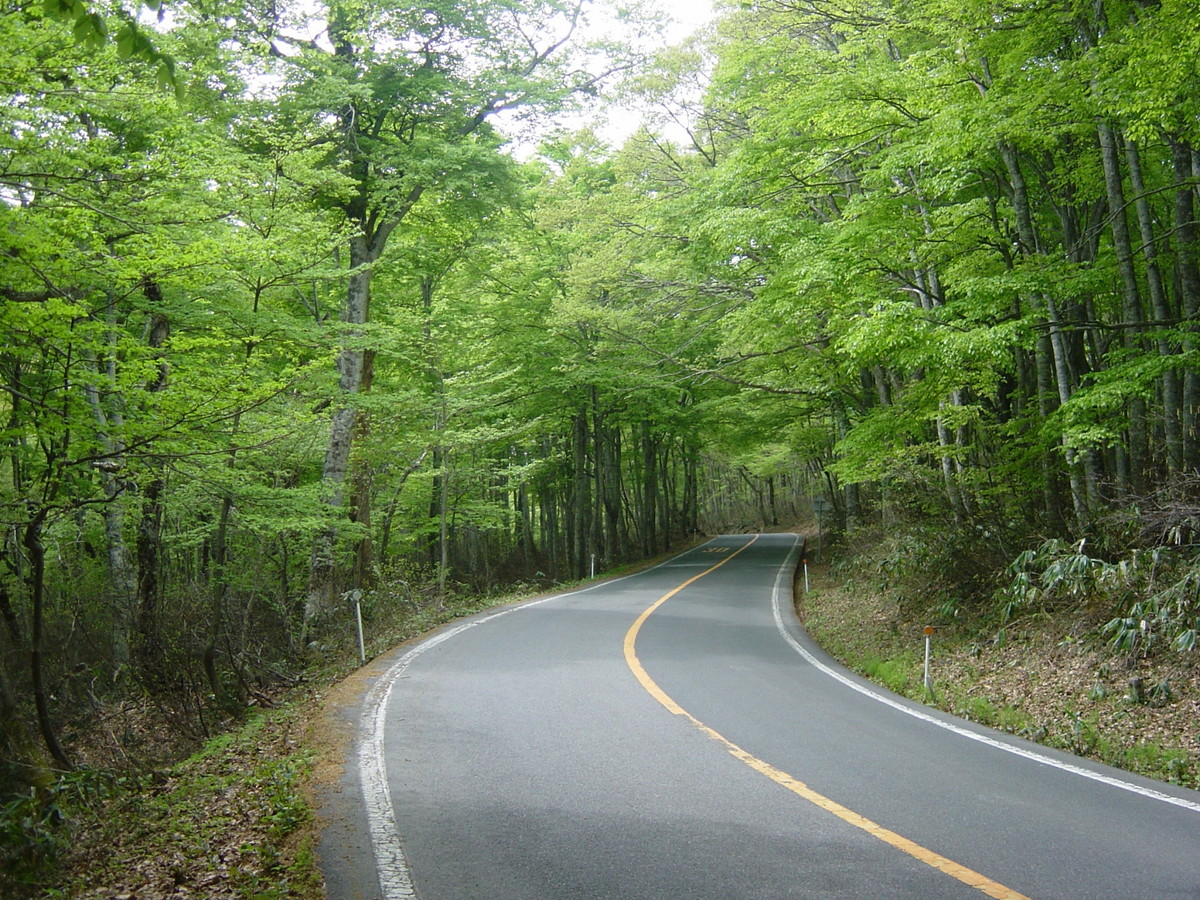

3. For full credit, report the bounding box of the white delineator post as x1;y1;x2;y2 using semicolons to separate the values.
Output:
923;625;934;694
353;589;366;666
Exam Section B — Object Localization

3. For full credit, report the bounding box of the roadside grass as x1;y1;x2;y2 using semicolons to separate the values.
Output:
797;543;1200;791
937;685;1031;734
37;704;323;900
25;580;526;900
8;595;504;899
18;546;706;899
862;656;917;695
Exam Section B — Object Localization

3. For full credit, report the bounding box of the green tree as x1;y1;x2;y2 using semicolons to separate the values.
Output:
245;0;638;628
0;3;344;773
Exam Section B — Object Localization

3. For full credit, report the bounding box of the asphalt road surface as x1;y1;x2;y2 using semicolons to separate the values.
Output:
328;533;1200;899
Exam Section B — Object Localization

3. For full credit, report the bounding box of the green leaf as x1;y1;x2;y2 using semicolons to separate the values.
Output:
115;23;135;59
155;57;175;91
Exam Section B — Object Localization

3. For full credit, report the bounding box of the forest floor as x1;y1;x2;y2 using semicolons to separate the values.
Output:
798;553;1200;790
31;530;1200;898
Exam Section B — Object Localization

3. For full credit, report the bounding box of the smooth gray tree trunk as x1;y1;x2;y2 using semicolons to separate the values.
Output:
1127;138;1183;476
1097;120;1147;492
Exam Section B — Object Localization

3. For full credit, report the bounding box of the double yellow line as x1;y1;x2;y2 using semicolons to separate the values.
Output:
622;535;1029;900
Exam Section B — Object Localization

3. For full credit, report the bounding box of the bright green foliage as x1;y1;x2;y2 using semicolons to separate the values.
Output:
639;0;1200;533
40;0;182;94
6;0;1200;885
1003;539;1200;658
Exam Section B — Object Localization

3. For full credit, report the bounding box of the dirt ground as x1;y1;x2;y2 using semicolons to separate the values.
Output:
797;559;1200;788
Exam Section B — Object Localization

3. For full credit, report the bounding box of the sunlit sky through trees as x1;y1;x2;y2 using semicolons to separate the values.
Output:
501;0;716;155
661;0;714;39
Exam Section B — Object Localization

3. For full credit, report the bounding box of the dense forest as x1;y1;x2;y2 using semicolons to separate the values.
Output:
4;0;1200;883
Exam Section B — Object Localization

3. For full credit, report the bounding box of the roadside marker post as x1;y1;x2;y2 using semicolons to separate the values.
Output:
352;589;366;667
923;626;934;696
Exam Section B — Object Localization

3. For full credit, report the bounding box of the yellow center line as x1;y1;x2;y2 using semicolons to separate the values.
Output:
622;534;1030;900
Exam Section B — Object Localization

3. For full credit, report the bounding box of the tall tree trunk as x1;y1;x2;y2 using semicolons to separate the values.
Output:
134;281;170;672
516;480;537;568
205;493;232;702
639;420;658;556
590;388;607;566
1045;293;1091;524
438;442;450;598
350;347;376;592
539;482;560;576
24;514;72;771
571;408;590;578
682;441;699;536
99;497;135;667
739;468;767;526
0;582;53;796
306;238;373;629
936;400;967;521
1097;120;1148;492
1170;139;1200;471
305;167;420;628
134;478;164;674
660;444;674;547
378;449;427;566
1127;138;1183;476
428;445;444;569
83;302;136;667
830;397;860;527
603;424;625;560
204;322;261;704
1000;140;1090;525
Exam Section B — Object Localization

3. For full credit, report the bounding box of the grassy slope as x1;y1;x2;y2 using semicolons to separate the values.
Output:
19;558;678;899
15;590;516;899
798;543;1200;790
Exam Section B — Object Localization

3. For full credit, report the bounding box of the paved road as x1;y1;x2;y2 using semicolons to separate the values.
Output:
332;533;1200;899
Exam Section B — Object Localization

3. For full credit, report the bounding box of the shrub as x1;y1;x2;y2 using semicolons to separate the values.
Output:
1001;538;1200;658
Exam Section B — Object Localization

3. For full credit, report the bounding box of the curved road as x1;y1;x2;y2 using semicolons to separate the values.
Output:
326;533;1200;899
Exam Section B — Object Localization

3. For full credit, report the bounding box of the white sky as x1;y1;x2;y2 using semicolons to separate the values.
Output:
502;0;721;155
660;0;715;40
577;0;719;149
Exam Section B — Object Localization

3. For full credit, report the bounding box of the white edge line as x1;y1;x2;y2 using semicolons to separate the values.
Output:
358;540;724;900
769;533;1200;815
